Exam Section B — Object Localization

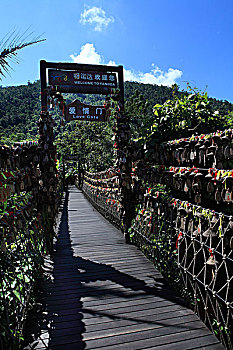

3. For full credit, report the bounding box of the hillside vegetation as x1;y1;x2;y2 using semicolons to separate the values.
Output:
0;80;232;169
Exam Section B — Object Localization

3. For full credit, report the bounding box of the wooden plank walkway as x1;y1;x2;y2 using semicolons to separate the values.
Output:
23;186;225;349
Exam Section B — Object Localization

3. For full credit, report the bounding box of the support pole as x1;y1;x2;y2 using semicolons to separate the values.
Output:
40;60;47;113
118;65;124;109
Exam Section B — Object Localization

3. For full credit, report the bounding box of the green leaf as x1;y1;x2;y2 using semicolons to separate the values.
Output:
24;275;30;283
3;201;7;210
13;290;21;301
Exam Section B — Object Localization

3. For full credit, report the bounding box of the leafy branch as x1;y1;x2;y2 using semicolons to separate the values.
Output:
148;84;225;143
0;28;46;80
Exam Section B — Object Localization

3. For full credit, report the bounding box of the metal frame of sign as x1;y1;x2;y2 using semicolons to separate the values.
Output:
40;60;124;114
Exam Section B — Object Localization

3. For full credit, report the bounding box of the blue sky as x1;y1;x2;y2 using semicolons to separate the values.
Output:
1;0;233;102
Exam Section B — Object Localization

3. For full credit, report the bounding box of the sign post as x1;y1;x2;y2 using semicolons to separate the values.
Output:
39;60;135;244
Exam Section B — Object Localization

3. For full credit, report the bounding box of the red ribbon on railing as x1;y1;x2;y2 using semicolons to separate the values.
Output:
176;232;183;248
148;216;152;226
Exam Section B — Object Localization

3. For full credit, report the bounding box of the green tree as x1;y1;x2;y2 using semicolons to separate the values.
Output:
148;84;226;144
125;89;152;139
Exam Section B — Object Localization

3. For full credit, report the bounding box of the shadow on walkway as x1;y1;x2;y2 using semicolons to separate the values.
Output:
22;188;190;350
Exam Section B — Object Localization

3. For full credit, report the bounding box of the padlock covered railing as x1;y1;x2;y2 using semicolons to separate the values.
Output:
129;185;233;349
128;127;233;349
139;164;233;215
0;142;39;170
145;128;233;170
82;167;122;228
0;135;63;348
0;185;63;349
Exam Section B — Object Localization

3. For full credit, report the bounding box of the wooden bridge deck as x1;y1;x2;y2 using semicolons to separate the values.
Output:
23;186;224;350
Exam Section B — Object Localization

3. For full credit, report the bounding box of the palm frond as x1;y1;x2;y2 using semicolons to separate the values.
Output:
0;28;46;80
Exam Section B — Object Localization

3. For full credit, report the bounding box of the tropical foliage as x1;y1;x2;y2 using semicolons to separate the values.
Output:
0;29;45;80
145;84;233;147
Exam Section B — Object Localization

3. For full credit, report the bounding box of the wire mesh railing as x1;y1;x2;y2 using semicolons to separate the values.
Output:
130;187;233;348
128;128;233;348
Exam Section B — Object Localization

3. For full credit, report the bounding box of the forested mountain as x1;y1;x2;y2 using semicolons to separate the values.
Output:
1;80;232;141
0;82;40;142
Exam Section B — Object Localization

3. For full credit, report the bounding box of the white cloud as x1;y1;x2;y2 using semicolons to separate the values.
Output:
70;43;103;64
126;66;182;86
80;6;114;32
70;43;183;86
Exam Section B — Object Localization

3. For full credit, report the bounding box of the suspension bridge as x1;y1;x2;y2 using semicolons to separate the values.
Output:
1;61;231;349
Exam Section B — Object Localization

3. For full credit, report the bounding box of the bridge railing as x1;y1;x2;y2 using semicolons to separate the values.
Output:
129;129;233;349
81;167;122;228
0;141;63;349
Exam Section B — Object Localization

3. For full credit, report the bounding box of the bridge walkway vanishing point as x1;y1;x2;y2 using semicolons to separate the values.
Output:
23;186;225;350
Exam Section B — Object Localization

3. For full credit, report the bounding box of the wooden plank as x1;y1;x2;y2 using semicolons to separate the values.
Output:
192;343;225;350
43;311;196;334
34;326;216;350
28;305;193;342
83;330;223;350
44;298;180;315
41;292;174;309
43;291;167;307
34;319;213;350
144;335;224;350
32;300;188;324
29;314;198;343
43;276;168;291
46;264;163;276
